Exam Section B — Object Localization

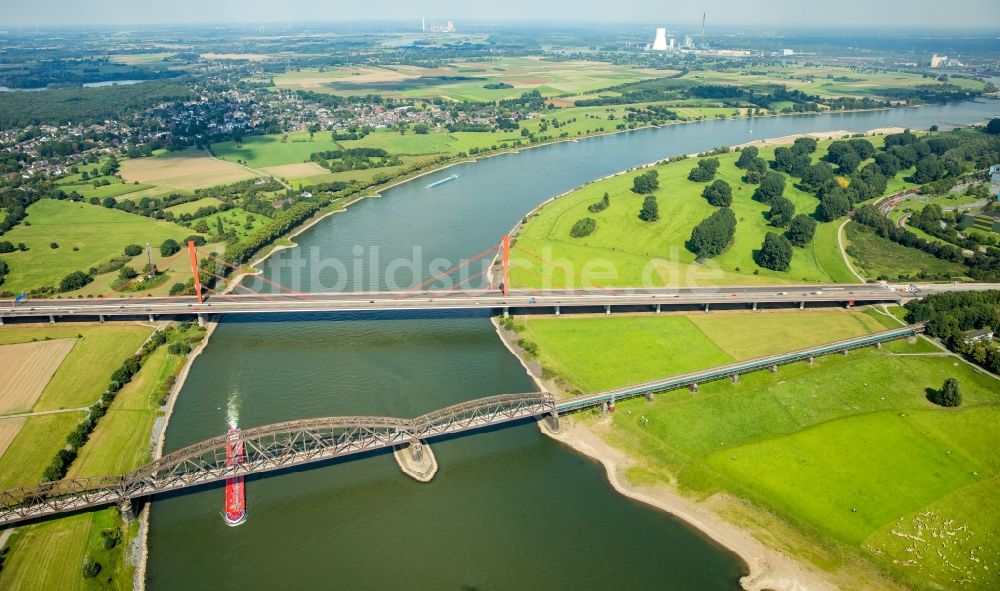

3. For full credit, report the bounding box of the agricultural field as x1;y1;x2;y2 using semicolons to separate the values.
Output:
0;339;76;414
162;196;223;217
0;412;85;489
0;417;25;458
518;308;1000;589
213;128;521;171
509;138;863;288
516;308;892;393
675;66;986;100
0;323;199;591
272;58;670;101
56;179;155;200
193;208;265;241
0;199;202;294
0;324;153;412
845;221;968;280
120;147;257;190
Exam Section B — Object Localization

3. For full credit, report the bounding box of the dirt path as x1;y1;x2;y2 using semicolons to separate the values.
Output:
0;407;88;419
837;218;867;282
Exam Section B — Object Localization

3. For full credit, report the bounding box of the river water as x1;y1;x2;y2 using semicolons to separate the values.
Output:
147;101;997;590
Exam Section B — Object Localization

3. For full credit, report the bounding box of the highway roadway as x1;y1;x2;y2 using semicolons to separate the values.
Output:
2;283;997;320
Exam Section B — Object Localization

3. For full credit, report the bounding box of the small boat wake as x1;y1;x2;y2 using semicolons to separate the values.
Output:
425;174;458;189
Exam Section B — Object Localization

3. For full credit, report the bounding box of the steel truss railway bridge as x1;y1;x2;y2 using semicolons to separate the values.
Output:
0;323;924;527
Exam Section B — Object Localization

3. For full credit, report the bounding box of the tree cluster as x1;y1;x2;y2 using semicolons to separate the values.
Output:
638;196;659;222
687;158;720;182
588;192;610;213
702;179;732;207
905;290;1000;375
756;232;794;271
688;207;736;259
570;217;597;237
632;170;659;194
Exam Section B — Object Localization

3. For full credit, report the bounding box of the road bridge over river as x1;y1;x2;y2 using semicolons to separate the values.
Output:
2;284;995;324
0;323;924;527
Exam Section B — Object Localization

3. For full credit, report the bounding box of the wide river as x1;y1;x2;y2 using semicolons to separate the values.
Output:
147;101;998;590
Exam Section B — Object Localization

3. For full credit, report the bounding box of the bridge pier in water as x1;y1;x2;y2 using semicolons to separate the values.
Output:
394;440;437;483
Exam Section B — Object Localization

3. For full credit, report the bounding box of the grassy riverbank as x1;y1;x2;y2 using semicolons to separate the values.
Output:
511;308;1000;590
508;133;913;287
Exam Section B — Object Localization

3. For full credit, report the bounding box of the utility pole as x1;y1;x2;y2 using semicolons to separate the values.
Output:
145;242;156;277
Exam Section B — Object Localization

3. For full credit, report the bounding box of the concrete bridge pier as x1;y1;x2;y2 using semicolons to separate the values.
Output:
148;314;155;323
98;315;105;323
799;301;805;309
655;304;661;314
842;349;850;355
0;316;4;326
875;342;882;350
752;301;758;311
197;314;206;327
605;305;611;315
688;383;699;393
730;374;739;384
48;315;56;324
769;365;778;374
704;303;710;313
608;398;616;412
503;307;509;318
555;306;561;316
543;412;560;434
807;356;814;366
645;392;655;402
119;498;136;522
394;440;437;483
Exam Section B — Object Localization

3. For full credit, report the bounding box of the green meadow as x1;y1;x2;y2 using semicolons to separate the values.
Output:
0;199;198;293
509;139;866;288
517;308;1000;589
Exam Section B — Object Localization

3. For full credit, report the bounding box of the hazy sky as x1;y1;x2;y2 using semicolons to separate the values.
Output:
1;0;998;29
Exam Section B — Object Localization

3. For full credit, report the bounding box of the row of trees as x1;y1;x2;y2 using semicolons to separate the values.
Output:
43;327;185;482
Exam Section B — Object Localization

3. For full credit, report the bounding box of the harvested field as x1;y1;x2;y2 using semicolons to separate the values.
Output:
201;53;270;61
120;148;257;190
261;162;328;180
0;339;76;415
0;417;26;458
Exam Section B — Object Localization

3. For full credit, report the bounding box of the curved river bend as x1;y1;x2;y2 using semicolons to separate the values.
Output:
148;101;997;590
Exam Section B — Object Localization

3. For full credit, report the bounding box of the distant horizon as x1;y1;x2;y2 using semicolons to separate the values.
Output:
1;0;998;30
1;19;999;34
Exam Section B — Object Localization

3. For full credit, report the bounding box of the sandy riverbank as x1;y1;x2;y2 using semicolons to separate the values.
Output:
490;315;846;591
736;126;906;149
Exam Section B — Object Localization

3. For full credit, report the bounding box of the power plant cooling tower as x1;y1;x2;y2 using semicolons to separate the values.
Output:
652;28;668;51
